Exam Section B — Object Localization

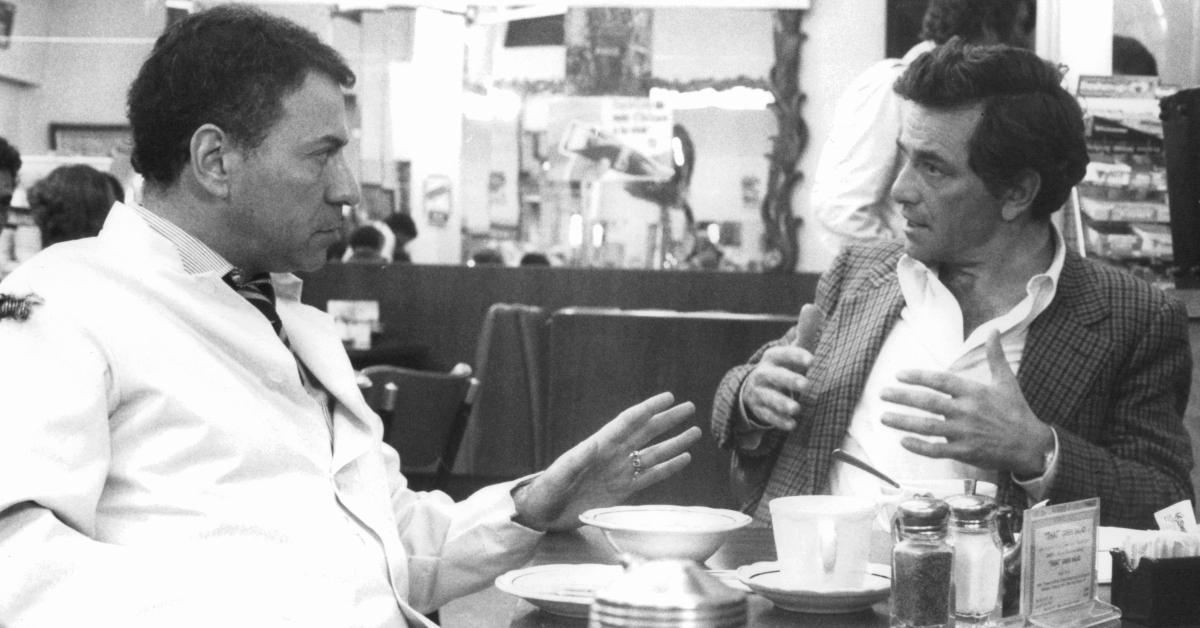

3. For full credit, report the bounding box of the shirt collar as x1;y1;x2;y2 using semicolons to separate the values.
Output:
127;201;304;303
129;202;234;276
897;223;1066;319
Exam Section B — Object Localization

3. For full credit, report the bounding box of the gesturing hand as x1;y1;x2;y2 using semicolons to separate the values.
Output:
512;392;701;532
742;304;823;431
878;330;1054;477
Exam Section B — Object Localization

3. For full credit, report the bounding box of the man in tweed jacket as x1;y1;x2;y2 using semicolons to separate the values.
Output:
713;40;1193;529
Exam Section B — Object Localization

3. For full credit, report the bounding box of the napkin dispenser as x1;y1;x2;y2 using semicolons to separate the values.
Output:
1109;549;1200;626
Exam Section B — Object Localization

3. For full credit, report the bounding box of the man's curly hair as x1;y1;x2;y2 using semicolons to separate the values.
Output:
126;4;355;188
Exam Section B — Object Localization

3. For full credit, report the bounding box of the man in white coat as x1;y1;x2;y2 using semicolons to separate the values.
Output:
0;6;699;627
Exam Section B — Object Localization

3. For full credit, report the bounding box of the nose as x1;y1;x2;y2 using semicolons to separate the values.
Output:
890;158;918;207
326;153;361;208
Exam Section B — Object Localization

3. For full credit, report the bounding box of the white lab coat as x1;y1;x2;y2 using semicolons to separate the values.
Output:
0;203;540;627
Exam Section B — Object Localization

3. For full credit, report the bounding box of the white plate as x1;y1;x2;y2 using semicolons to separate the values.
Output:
495;563;622;618
736;561;891;614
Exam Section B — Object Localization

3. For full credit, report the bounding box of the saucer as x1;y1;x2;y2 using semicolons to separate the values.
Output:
736;561;891;614
495;563;623;618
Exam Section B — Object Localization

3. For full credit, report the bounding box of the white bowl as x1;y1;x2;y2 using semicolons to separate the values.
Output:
579;505;752;563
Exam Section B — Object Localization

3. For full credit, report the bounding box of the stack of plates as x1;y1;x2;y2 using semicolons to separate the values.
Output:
590;559;747;628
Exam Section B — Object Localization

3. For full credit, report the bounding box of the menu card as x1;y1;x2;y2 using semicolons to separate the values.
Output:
1019;497;1121;627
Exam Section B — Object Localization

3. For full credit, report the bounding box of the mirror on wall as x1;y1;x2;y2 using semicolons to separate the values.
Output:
456;7;781;271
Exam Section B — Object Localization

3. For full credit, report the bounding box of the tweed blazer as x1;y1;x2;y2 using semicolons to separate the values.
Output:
712;241;1194;529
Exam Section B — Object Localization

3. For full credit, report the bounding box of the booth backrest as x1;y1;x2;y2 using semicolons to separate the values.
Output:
300;264;816;372
542;307;796;508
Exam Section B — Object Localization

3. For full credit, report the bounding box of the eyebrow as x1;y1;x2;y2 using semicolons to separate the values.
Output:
896;140;951;169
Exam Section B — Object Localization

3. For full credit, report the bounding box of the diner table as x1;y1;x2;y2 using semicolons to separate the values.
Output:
441;525;1142;628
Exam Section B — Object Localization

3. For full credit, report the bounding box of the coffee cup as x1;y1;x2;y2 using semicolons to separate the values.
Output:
769;495;875;590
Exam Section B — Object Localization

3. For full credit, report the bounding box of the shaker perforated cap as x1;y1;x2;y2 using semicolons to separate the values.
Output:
945;494;998;526
896;496;950;533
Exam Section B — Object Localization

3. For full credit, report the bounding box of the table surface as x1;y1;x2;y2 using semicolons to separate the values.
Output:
441;525;1140;628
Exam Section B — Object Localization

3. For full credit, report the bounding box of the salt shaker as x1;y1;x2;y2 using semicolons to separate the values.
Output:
891;496;954;628
946;494;1004;625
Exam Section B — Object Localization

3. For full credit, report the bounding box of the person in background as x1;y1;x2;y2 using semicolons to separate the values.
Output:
712;40;1193;530
28;164;115;248
519;252;551;267
0;137;18;231
345;224;389;265
0;137;30;280
103;171;127;204
471;248;505;266
0;6;700;626
811;0;1035;250
385;211;417;262
1112;34;1158;76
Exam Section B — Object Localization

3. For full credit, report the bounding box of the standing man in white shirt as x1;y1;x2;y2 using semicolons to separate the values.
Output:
712;40;1193;530
810;0;1035;249
0;6;699;627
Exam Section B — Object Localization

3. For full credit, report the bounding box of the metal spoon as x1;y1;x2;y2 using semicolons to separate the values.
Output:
832;448;902;490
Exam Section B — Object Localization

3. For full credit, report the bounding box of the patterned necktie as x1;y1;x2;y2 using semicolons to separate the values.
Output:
223;270;284;340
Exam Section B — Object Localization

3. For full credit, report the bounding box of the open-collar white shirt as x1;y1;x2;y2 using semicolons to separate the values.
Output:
831;226;1066;503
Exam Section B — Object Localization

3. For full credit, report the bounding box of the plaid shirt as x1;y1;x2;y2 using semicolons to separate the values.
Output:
712;240;1194;529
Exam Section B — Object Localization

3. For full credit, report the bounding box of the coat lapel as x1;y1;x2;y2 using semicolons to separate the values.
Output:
1017;253;1110;430
999;253;1109;507
273;280;383;471
772;257;905;502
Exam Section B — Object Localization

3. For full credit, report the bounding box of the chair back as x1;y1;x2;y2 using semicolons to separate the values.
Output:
456;303;548;478
359;364;478;489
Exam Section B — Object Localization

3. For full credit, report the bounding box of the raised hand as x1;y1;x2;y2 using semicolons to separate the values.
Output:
512;392;701;531
878;330;1054;476
741;303;824;431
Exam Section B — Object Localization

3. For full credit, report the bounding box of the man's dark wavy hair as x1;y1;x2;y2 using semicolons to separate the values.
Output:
920;0;1035;46
127;4;355;187
0;136;21;178
894;38;1088;220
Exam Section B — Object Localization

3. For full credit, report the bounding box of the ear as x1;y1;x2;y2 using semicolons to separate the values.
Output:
188;124;239;199
1000;169;1041;222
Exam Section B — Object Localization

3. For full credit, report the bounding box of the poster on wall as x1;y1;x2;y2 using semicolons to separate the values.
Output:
545;96;673;182
423;175;452;228
564;7;653;97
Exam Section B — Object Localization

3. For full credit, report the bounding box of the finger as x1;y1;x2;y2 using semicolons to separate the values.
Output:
879;385;955;417
880;411;949;438
628;401;696;444
985;330;1016;385
631;452;692;488
898;436;955;459
793;303;824;352
745;389;799;430
595;392;677;440
752;363;810;400
636;426;702;467
894;369;975;398
761;346;813;373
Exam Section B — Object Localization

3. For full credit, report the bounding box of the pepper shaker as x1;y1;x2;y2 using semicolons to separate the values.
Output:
891;496;954;628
